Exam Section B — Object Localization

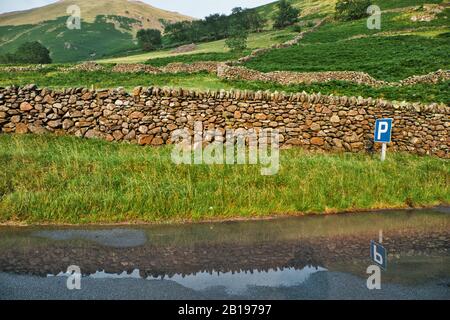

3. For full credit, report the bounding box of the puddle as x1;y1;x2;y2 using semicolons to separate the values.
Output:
0;208;449;299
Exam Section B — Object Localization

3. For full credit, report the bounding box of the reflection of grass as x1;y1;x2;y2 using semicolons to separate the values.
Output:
141;210;450;246
0;134;448;224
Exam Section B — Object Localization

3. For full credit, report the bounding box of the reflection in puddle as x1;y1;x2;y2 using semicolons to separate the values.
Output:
48;266;326;295
165;266;327;294
35;229;147;248
1;208;449;299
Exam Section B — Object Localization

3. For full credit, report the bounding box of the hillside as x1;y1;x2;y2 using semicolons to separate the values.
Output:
0;0;193;62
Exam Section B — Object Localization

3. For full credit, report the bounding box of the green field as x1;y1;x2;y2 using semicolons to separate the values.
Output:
0;16;138;63
98;29;297;64
0;134;448;224
244;8;450;81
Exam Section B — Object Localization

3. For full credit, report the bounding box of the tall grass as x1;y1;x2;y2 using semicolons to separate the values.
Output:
0;134;448;224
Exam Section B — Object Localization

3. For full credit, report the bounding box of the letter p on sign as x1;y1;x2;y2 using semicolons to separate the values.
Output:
374;118;392;143
374;118;393;161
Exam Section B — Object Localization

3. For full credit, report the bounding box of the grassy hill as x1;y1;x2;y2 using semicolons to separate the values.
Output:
245;3;450;81
0;1;448;104
0;0;193;62
256;0;446;22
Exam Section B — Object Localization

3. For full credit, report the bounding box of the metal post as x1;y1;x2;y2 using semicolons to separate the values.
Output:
381;143;386;161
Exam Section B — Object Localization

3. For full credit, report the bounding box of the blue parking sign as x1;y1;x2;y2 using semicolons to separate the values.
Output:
374;118;393;143
370;240;387;270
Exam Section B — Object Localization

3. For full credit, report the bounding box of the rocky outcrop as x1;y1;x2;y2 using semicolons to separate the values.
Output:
1;85;448;158
171;43;197;54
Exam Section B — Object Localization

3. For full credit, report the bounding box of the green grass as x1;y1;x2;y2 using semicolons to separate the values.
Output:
245;34;450;81
98;29;297;64
0;17;137;63
0;134;448;224
300;11;450;44
1;69;448;103
145;52;248;67
0;70;232;92
244;6;450;82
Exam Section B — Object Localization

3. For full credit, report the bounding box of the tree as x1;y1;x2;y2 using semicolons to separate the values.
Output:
245;9;267;32
273;0;300;29
335;0;372;21
136;29;162;51
14;41;52;64
225;26;248;52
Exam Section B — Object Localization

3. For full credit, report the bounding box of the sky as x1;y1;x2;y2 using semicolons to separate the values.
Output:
0;0;276;18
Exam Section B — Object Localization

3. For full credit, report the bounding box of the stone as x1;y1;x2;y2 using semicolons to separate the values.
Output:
311;137;325;146
20;102;33;111
255;113;267;120
330;115;340;123
138;125;148;134
15;123;28;134
129;111;144;119
113;130;124;140
28;124;47;134
81;92;93;100
62;119;74;130
85;129;103;139
310;123;321;131
332;138;343;148
151;137;164;145
43;95;54;104
138;135;153;145
285;138;303;145
350;142;364;150
47;120;61;128
132;87;142;96
167;124;178;131
11;115;21;123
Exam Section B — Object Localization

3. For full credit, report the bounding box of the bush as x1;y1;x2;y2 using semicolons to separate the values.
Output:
273;0;301;29
226;26;248;52
335;0;372;21
0;41;52;64
137;29;162;52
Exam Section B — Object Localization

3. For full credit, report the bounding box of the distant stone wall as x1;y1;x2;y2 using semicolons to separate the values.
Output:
218;65;450;87
1;85;448;158
2;62;448;88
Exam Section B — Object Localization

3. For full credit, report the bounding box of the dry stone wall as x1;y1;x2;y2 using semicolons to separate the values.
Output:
218;65;450;87
0;85;448;158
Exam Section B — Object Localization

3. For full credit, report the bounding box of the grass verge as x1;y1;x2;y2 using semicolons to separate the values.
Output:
0;134;448;224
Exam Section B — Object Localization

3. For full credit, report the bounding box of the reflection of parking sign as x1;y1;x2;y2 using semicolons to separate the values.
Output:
374;118;392;143
370;240;387;270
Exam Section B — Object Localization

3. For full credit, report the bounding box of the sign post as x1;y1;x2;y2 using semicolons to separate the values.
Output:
374;118;393;161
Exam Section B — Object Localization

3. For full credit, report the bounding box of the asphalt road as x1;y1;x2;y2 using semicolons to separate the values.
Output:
1;270;449;300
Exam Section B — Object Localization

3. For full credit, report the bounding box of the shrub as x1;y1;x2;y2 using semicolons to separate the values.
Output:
226;26;248;52
273;0;301;29
0;41;52;64
137;29;162;52
335;0;372;21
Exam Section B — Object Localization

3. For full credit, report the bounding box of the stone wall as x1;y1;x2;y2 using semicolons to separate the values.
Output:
0;85;448;158
218;65;450;87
